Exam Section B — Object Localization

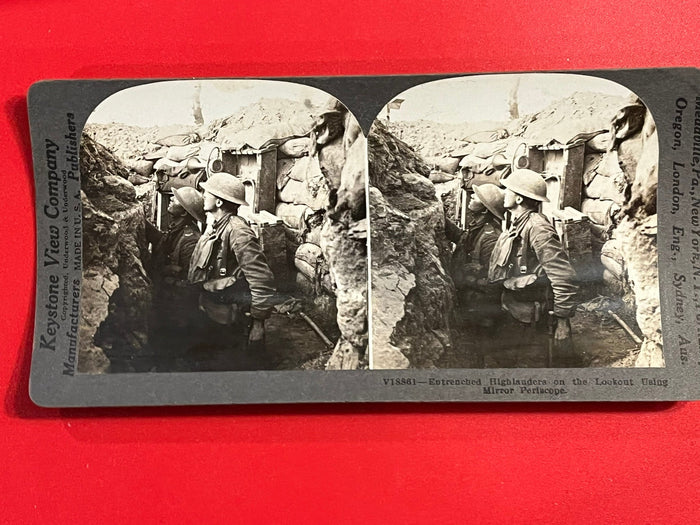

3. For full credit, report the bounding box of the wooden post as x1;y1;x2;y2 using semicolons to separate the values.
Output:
256;147;277;213
559;144;585;209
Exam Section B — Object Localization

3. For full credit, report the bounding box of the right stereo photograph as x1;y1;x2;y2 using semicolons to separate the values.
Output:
368;73;661;370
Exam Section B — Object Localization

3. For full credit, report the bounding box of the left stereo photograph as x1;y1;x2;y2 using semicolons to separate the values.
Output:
39;79;369;376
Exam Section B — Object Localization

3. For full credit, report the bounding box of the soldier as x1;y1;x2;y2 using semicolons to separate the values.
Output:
188;173;277;370
146;186;204;370
447;183;505;366
448;183;505;290
488;169;579;366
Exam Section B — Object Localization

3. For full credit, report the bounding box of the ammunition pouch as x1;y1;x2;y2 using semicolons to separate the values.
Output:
500;273;551;325
200;275;252;325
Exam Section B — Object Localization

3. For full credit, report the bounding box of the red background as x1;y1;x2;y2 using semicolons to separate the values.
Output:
2;1;699;523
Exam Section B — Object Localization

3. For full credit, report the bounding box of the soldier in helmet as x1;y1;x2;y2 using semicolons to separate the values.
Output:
488;169;579;366
146;186;205;370
147;187;205;280
450;183;505;289
188;173;277;370
446;183;505;366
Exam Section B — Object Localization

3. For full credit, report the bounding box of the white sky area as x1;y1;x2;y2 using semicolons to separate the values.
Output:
381;73;635;124
87;79;333;127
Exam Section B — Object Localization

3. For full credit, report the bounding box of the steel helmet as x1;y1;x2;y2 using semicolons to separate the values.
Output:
199;173;248;206
501;168;549;202
172;186;206;223
472;183;506;220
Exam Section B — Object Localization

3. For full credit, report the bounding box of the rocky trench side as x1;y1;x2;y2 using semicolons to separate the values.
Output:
79;135;151;373
321;134;369;369
369;122;455;368
617;110;663;367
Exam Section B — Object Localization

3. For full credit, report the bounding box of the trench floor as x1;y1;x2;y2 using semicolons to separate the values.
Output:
438;298;641;369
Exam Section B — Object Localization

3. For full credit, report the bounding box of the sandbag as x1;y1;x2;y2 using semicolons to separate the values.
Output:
217;119;313;150
429;171;455;183
288;154;327;183
154;157;187;177
463;129;508;144
126;159;154;177
277;158;295;189
582;153;604;185
288;156;309;182
618;133;644;184
144;146;168;161
280;156;331;209
275;202;312;229
160;170;205;192
295;244;333;294
295;260;334;294
597;150;625;178
463;166;508;189
449;143;475;158
600;238;625;280
128;173;151;186
279;179;309;205
469;139;508;159
197;141;220;163
426;156;460;174
318;137;346;190
459;154;492;172
602;269;625;295
278;137;312;158
586;131;612;153
584;173;626;204
581;198;619;226
491;152;510;168
156;132;200;147
166;144;201;162
295;243;323;266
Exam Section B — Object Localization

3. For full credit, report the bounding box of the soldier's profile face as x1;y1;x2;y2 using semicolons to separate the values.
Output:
202;191;217;212
167;199;186;216
468;191;486;213
503;188;518;209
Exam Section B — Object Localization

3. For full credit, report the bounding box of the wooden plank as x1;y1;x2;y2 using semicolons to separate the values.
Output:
257;148;278;213
560;144;585;209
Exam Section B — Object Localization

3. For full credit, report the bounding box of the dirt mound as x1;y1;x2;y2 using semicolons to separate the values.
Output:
84;98;319;164
385;92;631;162
84;123;194;164
385;119;505;158
203;97;319;142
516;91;631;143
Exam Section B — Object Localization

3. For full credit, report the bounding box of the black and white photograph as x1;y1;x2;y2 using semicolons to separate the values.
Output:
77;79;368;373
29;70;698;405
369;73;661;369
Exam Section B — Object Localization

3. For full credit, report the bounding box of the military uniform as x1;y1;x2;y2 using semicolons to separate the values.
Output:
448;215;501;289
187;212;276;369
447;213;504;367
147;220;200;284
489;210;578;324
146;218;202;370
189;212;276;321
